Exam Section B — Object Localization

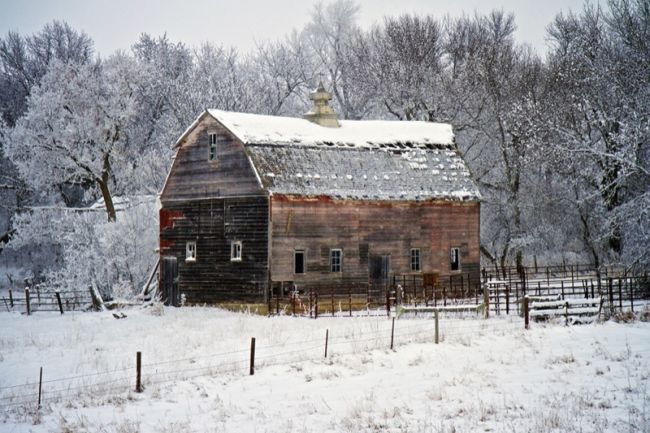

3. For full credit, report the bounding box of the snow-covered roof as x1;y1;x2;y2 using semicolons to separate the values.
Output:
248;145;481;202
205;109;455;149
173;110;480;202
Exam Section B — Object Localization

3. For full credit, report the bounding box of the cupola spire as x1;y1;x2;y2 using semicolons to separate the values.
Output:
303;81;340;127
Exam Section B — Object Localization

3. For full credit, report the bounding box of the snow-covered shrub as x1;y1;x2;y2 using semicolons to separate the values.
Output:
148;300;165;316
7;196;158;298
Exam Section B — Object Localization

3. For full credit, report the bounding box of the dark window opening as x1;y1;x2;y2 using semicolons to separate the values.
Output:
294;250;305;274
231;241;242;261
450;247;460;271
209;133;217;161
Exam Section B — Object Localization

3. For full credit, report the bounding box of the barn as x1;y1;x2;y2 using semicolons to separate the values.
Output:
158;84;481;306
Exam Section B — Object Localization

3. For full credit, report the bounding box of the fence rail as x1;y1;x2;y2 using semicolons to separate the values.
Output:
1;286;91;314
268;265;649;318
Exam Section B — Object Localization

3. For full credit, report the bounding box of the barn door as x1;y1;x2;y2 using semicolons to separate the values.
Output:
161;256;179;307
369;254;391;288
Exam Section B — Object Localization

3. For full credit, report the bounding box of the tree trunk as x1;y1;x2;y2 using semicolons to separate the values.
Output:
97;179;116;222
97;154;116;222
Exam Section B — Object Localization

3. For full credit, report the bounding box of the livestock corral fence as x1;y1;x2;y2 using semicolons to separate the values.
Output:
268;264;650;320
0;284;91;314
481;264;650;319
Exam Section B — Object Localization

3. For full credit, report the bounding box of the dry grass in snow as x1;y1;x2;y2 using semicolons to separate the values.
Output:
0;306;649;433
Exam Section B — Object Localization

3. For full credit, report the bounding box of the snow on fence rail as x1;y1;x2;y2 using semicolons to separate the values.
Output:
0;315;520;412
484;273;650;317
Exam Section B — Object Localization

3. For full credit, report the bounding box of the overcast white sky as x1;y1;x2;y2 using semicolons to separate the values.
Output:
1;0;586;56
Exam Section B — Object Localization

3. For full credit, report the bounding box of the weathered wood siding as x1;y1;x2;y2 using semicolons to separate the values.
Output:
161;115;263;201
159;115;269;303
159;197;269;303
270;196;480;288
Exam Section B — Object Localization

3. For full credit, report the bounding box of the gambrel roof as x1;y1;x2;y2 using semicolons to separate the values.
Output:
206;109;455;149
173;110;481;202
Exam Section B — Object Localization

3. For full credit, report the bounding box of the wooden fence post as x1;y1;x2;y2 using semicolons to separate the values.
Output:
8;289;13;308
348;286;352;317
38;367;43;408
618;279;623;310
249;338;256;376
291;292;295;316
367;284;371;314
55;291;64;315
135;352;143;392
564;302;569;326
386;290;390;317
608;278;614;313
630;278;634;312
434;309;439;344
505;286;510;315
25;288;30;315
314;292;319;319
414;275;418;302
390;317;395;350
523;296;529;330
483;285;489;319
309;290;313;318
324;329;329;358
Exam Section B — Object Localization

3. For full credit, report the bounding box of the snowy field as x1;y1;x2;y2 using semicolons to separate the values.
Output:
1;307;649;433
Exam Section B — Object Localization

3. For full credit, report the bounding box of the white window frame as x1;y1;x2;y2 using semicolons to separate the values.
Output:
410;248;421;272
186;241;197;262
450;247;460;271
330;248;342;273
209;133;218;161
231;241;242;262
294;249;305;274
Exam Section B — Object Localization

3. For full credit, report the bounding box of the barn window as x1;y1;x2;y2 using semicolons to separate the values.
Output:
410;248;421;272
330;249;342;272
186;241;196;262
209;133;218;161
294;250;305;274
231;241;242;261
450;247;460;271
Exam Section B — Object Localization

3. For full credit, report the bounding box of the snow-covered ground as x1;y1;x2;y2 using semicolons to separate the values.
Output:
1;307;648;433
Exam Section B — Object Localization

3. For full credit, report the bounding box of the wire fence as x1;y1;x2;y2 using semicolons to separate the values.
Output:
0;314;521;413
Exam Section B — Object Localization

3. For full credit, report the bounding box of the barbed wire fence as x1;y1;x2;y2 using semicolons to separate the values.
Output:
0;314;522;415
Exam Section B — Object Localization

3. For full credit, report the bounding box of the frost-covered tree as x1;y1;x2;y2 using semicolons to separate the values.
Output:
540;0;650;270
5;56;138;221
359;14;445;121
0;20;93;126
251;33;315;116
8;197;158;297
304;0;373;119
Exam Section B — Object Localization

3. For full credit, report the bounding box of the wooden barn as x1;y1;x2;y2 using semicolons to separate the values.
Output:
158;84;481;306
